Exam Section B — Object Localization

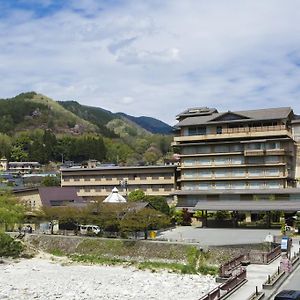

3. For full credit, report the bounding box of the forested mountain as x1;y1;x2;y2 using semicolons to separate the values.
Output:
0;92;174;166
117;113;173;134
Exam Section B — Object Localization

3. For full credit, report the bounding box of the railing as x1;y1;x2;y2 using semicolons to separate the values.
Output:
178;125;289;138
266;245;281;263
219;254;246;277
199;268;247;300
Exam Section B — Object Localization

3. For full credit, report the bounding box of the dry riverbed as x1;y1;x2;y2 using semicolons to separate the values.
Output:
0;254;217;300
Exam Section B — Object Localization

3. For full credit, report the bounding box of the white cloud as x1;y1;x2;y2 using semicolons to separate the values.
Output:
1;0;300;124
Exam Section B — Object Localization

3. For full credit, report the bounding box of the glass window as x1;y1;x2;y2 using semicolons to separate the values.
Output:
231;169;246;177
215;170;228;177
248;168;263;176
231;156;244;165
215;145;230;153
265;168;280;176
231;182;246;189
266;142;280;149
248;181;263;189
199;170;211;178
265;156;279;163
199;158;212;165
230;144;243;152
214;157;228;165
216;126;222;134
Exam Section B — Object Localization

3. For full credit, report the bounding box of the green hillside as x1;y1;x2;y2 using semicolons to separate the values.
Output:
58;101;118;137
0;92;97;135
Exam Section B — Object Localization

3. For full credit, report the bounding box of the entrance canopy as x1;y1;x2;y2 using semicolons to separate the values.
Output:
193;200;300;212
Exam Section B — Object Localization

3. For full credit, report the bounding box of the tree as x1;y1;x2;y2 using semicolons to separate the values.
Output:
143;195;170;215
120;208;170;239
0;191;25;230
41;175;61;187
10;145;28;162
128;189;145;202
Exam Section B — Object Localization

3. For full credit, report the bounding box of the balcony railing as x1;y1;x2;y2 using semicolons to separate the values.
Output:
175;124;290;141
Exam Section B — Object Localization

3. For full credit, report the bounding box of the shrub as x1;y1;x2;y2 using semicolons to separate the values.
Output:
0;233;23;257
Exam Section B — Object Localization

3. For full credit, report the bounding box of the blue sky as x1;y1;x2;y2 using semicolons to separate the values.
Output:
1;0;300;124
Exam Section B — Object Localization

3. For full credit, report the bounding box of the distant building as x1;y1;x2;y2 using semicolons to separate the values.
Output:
60;165;176;201
8;161;41;174
13;187;86;211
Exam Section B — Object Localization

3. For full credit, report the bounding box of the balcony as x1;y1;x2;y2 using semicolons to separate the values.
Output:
174;125;291;143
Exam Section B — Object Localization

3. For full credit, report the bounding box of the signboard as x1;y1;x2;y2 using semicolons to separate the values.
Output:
281;237;288;251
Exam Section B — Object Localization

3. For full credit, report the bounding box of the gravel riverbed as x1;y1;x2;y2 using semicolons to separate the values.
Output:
0;257;218;300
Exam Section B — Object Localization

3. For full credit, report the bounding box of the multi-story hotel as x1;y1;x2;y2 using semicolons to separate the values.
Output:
60;165;176;201
172;107;300;213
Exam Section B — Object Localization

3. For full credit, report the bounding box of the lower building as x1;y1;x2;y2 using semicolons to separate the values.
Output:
60;165;177;201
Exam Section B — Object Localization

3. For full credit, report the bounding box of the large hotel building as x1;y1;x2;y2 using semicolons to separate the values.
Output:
172;107;300;212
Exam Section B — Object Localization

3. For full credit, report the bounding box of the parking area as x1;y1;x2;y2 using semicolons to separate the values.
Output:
157;226;280;246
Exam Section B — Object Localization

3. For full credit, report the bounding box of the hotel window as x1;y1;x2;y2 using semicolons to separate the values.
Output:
266;142;280;149
199;158;211;165
230;144;243;152
183;158;195;166
247;143;265;150
247;157;264;164
184;170;196;178
188;126;206;136
214;145;230;153
198;183;210;190
214;170;228;178
266;180;282;189
199;170;211;178
248;168;263;176
265;156;279;163
248;181;263;189
231;182;246;189
214;157;228;165
216;126;222;134
231;169;246;177
265;168;280;176
215;182;230;189
197;145;210;154
231;156;244;165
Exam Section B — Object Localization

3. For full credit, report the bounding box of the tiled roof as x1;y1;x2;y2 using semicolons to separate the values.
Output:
176;107;293;127
38;187;85;207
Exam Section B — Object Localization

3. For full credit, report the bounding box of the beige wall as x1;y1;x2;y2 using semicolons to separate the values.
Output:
15;191;42;211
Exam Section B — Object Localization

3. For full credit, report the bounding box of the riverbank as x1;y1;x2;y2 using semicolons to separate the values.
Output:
0;254;217;300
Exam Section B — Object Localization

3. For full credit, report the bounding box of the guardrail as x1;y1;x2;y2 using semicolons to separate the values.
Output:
266;245;281;264
219;254;246;277
199;268;247;300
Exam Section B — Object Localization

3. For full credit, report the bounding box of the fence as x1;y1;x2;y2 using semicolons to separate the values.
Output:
199;268;247;300
219;254;246;277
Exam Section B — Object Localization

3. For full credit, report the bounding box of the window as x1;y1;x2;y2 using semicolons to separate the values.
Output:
266;142;280;149
188;126;207;136
248;168;263;176
216;126;222;134
214;157;228;165
265;156;279;163
231;156;244;165
231;169;246;177
214;145;230;153
265;168;280;176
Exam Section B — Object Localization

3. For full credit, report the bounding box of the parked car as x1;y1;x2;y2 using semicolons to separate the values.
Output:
275;290;300;300
79;225;101;235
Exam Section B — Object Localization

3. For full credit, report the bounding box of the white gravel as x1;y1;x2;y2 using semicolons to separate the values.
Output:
0;258;218;300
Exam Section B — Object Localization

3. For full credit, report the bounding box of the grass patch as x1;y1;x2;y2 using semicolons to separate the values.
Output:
69;254;128;266
49;248;65;257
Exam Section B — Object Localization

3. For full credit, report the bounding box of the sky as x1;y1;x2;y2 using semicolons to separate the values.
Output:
1;0;300;125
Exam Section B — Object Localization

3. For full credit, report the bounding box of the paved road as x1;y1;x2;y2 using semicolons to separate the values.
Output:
157;227;280;246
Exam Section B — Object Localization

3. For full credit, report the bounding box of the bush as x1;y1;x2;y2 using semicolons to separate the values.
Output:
0;233;23;257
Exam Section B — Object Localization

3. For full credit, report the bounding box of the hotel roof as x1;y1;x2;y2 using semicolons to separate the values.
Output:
176;107;293;127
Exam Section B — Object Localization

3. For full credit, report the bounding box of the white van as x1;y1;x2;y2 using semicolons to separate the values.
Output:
79;225;101;235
